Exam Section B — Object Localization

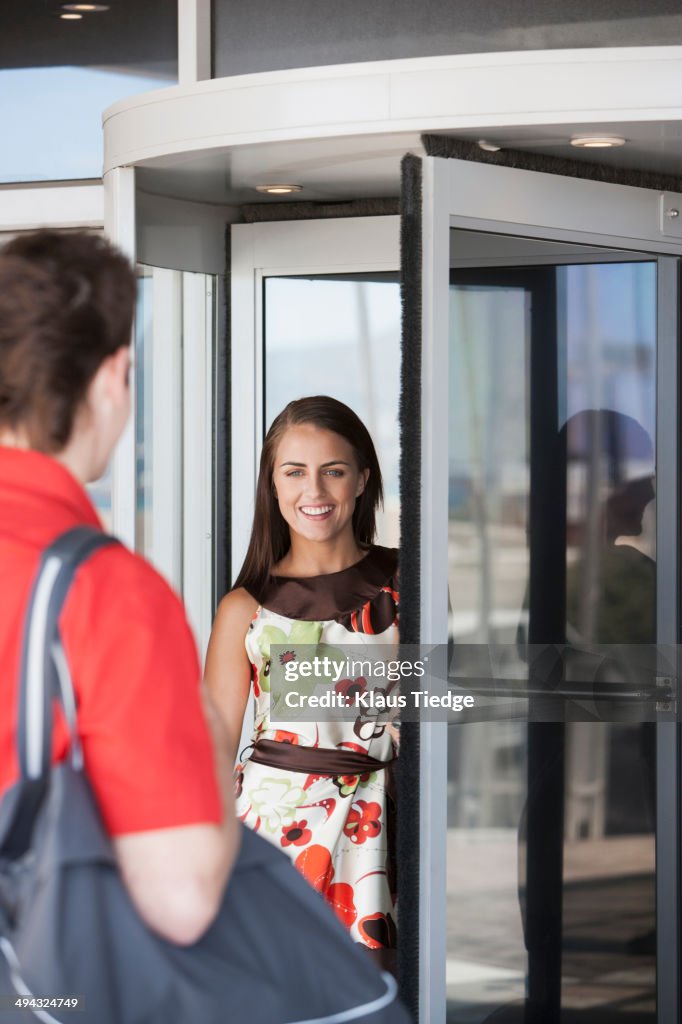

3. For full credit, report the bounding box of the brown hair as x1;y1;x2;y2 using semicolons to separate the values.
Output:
0;230;135;452
233;396;384;598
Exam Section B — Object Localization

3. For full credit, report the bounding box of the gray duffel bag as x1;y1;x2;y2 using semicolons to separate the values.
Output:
0;527;410;1024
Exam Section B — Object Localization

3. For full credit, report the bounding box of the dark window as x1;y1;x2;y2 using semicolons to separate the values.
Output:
213;0;682;77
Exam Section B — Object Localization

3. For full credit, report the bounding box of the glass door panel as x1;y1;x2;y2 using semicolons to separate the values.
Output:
134;265;217;654
447;242;658;1023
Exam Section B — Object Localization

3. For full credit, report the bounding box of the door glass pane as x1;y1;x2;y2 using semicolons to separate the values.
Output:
1;5;177;184
87;465;112;531
264;273;401;545
447;235;657;1023
135;266;217;605
135;266;155;558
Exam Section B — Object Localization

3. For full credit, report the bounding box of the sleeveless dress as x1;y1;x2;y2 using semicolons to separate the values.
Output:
235;546;399;963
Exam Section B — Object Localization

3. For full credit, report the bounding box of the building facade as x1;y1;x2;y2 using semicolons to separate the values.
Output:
6;3;682;1021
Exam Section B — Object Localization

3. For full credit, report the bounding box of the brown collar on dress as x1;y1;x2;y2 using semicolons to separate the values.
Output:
252;545;398;621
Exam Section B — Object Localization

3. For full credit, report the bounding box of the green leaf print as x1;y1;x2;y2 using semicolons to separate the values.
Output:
288;620;325;645
257;621;324;695
249;776;305;834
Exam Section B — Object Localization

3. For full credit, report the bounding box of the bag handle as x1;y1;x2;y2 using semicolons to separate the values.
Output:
0;527;118;862
17;526;119;783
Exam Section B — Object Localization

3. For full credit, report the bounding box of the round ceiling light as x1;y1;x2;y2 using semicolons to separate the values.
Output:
255;184;303;195
570;135;626;149
60;12;83;18
62;3;110;10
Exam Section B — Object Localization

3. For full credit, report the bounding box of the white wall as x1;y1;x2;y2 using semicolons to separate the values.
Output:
136;190;238;275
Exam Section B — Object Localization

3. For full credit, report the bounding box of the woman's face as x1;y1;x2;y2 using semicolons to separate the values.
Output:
272;423;368;545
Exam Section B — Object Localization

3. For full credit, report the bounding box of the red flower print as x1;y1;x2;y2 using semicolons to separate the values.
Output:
334;773;361;793
279;650;296;665
281;820;312;848
273;730;299;745
298;795;336;822
358;912;397;950
327;883;357;928
338;741;369;755
333;772;374;797
343;800;382;845
335;676;367;705
295;845;334;894
292;848;359;936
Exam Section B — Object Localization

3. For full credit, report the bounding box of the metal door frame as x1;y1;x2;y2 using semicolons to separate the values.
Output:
421;155;682;1023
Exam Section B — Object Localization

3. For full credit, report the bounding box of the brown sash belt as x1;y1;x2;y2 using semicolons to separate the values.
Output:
247;737;395;776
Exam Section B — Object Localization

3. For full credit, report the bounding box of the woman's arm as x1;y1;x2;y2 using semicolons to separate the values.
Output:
204;587;258;766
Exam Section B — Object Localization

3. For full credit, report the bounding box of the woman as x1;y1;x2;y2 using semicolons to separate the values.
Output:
205;396;399;967
0;230;238;946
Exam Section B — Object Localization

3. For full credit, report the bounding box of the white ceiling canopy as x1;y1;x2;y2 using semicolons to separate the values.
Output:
104;48;682;205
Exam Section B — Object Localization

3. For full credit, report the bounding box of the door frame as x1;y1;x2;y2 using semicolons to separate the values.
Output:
229;214;400;756
230;215;400;576
421;155;682;1023
105;170;217;654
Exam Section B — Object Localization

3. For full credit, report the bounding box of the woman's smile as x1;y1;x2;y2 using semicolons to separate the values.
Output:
299;503;335;520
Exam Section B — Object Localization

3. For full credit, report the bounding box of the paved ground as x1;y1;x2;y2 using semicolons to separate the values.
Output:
445;831;655;1023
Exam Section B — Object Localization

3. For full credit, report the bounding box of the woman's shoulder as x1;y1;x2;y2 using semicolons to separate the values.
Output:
368;544;398;579
212;589;260;643
213;587;260;632
207;590;260;657
358;544;398;593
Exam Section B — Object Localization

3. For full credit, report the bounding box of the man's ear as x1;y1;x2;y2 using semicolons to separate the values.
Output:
92;346;130;401
86;346;131;423
108;346;132;394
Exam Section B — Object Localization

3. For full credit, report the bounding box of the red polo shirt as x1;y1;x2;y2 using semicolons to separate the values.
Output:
0;447;221;835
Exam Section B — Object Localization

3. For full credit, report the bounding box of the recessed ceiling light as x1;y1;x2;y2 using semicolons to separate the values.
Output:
255;184;303;195
60;12;83;18
570;135;626;149
478;139;501;153
62;3;110;10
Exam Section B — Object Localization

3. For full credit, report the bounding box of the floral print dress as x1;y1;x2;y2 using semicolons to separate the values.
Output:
235;546;399;962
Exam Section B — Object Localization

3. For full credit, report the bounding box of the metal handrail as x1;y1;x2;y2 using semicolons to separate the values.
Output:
447;676;675;703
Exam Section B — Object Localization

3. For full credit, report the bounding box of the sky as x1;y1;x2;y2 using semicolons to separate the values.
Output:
0;65;173;183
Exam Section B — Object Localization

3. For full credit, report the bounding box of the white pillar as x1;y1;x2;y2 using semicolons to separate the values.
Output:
104;166;137;550
178;0;212;85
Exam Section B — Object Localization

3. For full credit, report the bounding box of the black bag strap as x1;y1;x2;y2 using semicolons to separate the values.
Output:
0;527;118;859
17;526;118;782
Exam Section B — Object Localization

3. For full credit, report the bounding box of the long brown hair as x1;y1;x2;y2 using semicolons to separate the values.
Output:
233;396;384;599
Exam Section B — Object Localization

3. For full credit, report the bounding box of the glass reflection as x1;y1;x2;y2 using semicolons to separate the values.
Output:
0;66;176;184
135;267;154;556
86;463;112;531
447;249;657;1022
